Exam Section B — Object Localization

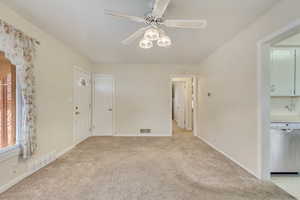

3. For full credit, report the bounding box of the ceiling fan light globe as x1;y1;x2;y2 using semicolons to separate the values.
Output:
139;39;153;49
144;28;160;41
157;36;172;47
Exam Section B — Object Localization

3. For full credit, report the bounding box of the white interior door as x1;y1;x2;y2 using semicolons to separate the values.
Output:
174;82;186;129
93;75;114;136
73;68;92;144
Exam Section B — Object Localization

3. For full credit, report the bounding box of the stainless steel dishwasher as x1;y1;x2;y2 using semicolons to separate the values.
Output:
270;123;300;174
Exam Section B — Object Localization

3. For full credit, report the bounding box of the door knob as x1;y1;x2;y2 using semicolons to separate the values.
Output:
75;111;80;115
108;108;113;111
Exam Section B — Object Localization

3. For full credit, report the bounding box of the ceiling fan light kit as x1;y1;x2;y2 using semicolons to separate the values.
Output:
139;38;153;49
139;27;171;49
144;28;160;41
157;35;171;47
105;0;207;49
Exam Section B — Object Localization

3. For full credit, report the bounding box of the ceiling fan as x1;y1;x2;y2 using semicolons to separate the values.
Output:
104;0;207;49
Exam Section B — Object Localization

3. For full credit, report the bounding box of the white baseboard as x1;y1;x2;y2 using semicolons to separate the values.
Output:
0;171;30;194
0;142;78;194
55;144;76;159
114;133;172;137
139;133;172;137
114;133;138;137
93;132;113;136
93;133;172;137
197;135;260;179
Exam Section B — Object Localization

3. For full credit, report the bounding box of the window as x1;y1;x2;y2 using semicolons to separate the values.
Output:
0;52;16;150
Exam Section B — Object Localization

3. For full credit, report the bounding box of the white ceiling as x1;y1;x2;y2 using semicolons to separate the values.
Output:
2;0;280;64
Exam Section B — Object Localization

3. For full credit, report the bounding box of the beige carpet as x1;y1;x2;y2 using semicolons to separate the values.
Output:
0;128;295;200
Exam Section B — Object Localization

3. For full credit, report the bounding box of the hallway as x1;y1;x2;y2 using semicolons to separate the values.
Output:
172;120;193;137
0;132;295;200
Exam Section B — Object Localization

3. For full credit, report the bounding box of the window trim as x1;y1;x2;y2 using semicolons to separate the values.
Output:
0;144;20;162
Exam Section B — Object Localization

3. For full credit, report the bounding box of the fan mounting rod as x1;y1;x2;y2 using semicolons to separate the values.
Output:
144;15;163;26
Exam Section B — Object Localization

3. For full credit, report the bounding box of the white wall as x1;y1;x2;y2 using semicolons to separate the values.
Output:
197;0;300;178
0;3;92;190
93;64;198;136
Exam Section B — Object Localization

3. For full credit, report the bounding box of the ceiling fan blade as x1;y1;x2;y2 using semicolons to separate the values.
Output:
104;9;145;23
163;19;207;29
152;0;171;18
122;26;151;45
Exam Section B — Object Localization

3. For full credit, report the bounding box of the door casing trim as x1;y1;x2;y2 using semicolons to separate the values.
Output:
170;74;198;137
257;19;300;180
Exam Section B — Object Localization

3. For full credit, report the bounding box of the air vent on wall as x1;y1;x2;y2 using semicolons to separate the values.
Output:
140;129;152;134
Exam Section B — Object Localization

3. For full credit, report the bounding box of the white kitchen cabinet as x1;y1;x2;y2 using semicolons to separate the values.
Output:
270;48;296;96
295;48;300;96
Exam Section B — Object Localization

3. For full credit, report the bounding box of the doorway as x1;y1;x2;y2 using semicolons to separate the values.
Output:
259;20;300;199
171;75;197;136
93;74;115;136
73;66;92;145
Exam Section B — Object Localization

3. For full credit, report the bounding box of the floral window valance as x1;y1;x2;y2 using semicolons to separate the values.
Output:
0;19;39;159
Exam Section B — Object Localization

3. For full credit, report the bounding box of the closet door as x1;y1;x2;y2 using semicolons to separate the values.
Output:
93;75;114;136
270;48;295;96
295;48;300;96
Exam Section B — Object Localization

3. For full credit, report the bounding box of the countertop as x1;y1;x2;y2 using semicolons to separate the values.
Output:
271;115;300;123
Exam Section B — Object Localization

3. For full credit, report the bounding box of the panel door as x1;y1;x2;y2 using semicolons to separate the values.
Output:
174;82;186;129
73;68;92;144
270;48;295;96
93;75;114;136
